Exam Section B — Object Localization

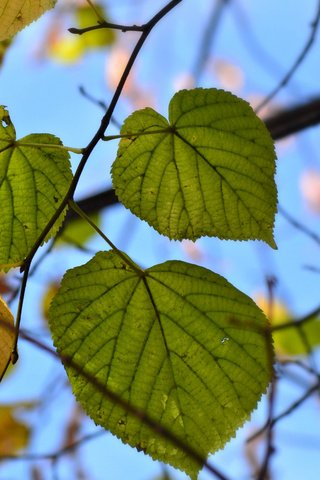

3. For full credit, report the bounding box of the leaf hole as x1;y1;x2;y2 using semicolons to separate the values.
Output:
220;337;230;345
1;117;10;128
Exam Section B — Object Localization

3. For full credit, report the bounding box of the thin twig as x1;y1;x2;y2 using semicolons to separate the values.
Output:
247;382;320;443
271;304;320;332
278;204;320;247
192;0;231;83
0;430;106;462
256;278;277;480
256;0;320;112
69;22;144;35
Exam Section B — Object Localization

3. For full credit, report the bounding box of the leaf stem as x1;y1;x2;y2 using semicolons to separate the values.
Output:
15;141;84;154
103;127;172;142
68;200;144;276
85;0;106;23
11;261;31;366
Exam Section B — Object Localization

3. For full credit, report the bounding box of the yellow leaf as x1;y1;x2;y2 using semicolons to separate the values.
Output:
41;281;59;322
0;405;29;455
0;296;14;381
256;294;320;355
0;0;57;41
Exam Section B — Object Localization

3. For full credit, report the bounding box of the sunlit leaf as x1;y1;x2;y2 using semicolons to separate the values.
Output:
0;106;73;270
0;296;14;381
49;35;84;64
112;88;277;246
49;4;115;65
41;281;59;323
49;250;272;479
57;213;100;247
0;0;57;41
0;404;30;454
75;5;115;49
257;295;320;355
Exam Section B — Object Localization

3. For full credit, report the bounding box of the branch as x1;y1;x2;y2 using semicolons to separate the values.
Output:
256;0;320;112
247;382;320;443
0;430;106;462
69;22;144;35
264;98;320;141
192;0;231;83
278;204;320;246
271;304;320;332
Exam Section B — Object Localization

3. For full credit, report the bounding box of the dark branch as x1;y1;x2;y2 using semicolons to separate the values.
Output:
264;98;320;140
69;22;144;35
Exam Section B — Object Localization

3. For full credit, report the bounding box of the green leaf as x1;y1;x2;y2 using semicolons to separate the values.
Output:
275;319;320;356
0;106;73;270
57;213;100;247
49;4;115;65
0;0;57;41
49;250;272;479
112;88;277;247
257;295;320;356
75;5;115;49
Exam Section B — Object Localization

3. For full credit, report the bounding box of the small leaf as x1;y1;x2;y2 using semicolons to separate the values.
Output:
257;295;320;355
49;4;115;65
0;404;30;454
0;106;73;270
112;88;277;246
57;213;100;247
0;296;14;381
49;251;272;478
75;5;115;49
0;0;57;41
41;281;59;323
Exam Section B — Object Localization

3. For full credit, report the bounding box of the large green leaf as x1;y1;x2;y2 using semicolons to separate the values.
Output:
112;88;277;246
49;250;272;479
0;0;57;41
0;106;73;270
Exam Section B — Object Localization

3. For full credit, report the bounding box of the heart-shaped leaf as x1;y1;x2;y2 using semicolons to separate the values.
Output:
49;250;272;479
112;88;277;246
0;106;73;270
